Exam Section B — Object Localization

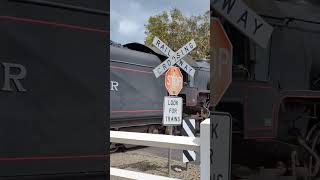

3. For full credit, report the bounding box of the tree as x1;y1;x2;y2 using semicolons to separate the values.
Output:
144;9;210;60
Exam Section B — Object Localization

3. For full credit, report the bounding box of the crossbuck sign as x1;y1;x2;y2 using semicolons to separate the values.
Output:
152;36;196;78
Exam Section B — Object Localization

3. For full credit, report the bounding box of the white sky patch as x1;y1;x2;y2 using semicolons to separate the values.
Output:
119;20;139;36
111;0;209;45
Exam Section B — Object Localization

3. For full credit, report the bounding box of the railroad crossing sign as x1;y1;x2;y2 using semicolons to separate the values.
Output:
165;66;183;96
211;0;273;48
211;112;232;180
163;96;183;126
152;36;196;78
211;18;233;107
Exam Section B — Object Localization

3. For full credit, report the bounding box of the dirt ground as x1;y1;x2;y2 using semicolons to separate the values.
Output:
110;148;200;180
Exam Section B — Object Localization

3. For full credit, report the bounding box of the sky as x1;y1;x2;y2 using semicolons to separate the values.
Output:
110;0;209;45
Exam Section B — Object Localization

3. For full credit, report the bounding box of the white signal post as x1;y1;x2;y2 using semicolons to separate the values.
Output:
152;36;197;177
163;67;184;176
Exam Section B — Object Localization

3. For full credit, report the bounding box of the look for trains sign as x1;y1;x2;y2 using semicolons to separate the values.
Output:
163;96;183;126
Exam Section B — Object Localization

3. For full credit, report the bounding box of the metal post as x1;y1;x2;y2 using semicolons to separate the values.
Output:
167;126;173;176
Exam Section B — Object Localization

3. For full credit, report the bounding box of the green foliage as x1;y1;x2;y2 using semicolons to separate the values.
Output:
145;9;210;60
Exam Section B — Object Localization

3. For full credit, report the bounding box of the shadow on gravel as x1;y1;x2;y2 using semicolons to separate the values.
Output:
110;145;146;154
118;160;162;171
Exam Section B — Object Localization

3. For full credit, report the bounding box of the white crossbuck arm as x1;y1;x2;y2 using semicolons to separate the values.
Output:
152;36;196;78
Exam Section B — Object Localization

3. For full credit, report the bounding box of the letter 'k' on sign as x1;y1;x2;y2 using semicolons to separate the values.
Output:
152;36;197;78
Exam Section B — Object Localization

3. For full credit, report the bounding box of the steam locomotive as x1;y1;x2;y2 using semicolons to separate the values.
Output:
212;0;320;178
